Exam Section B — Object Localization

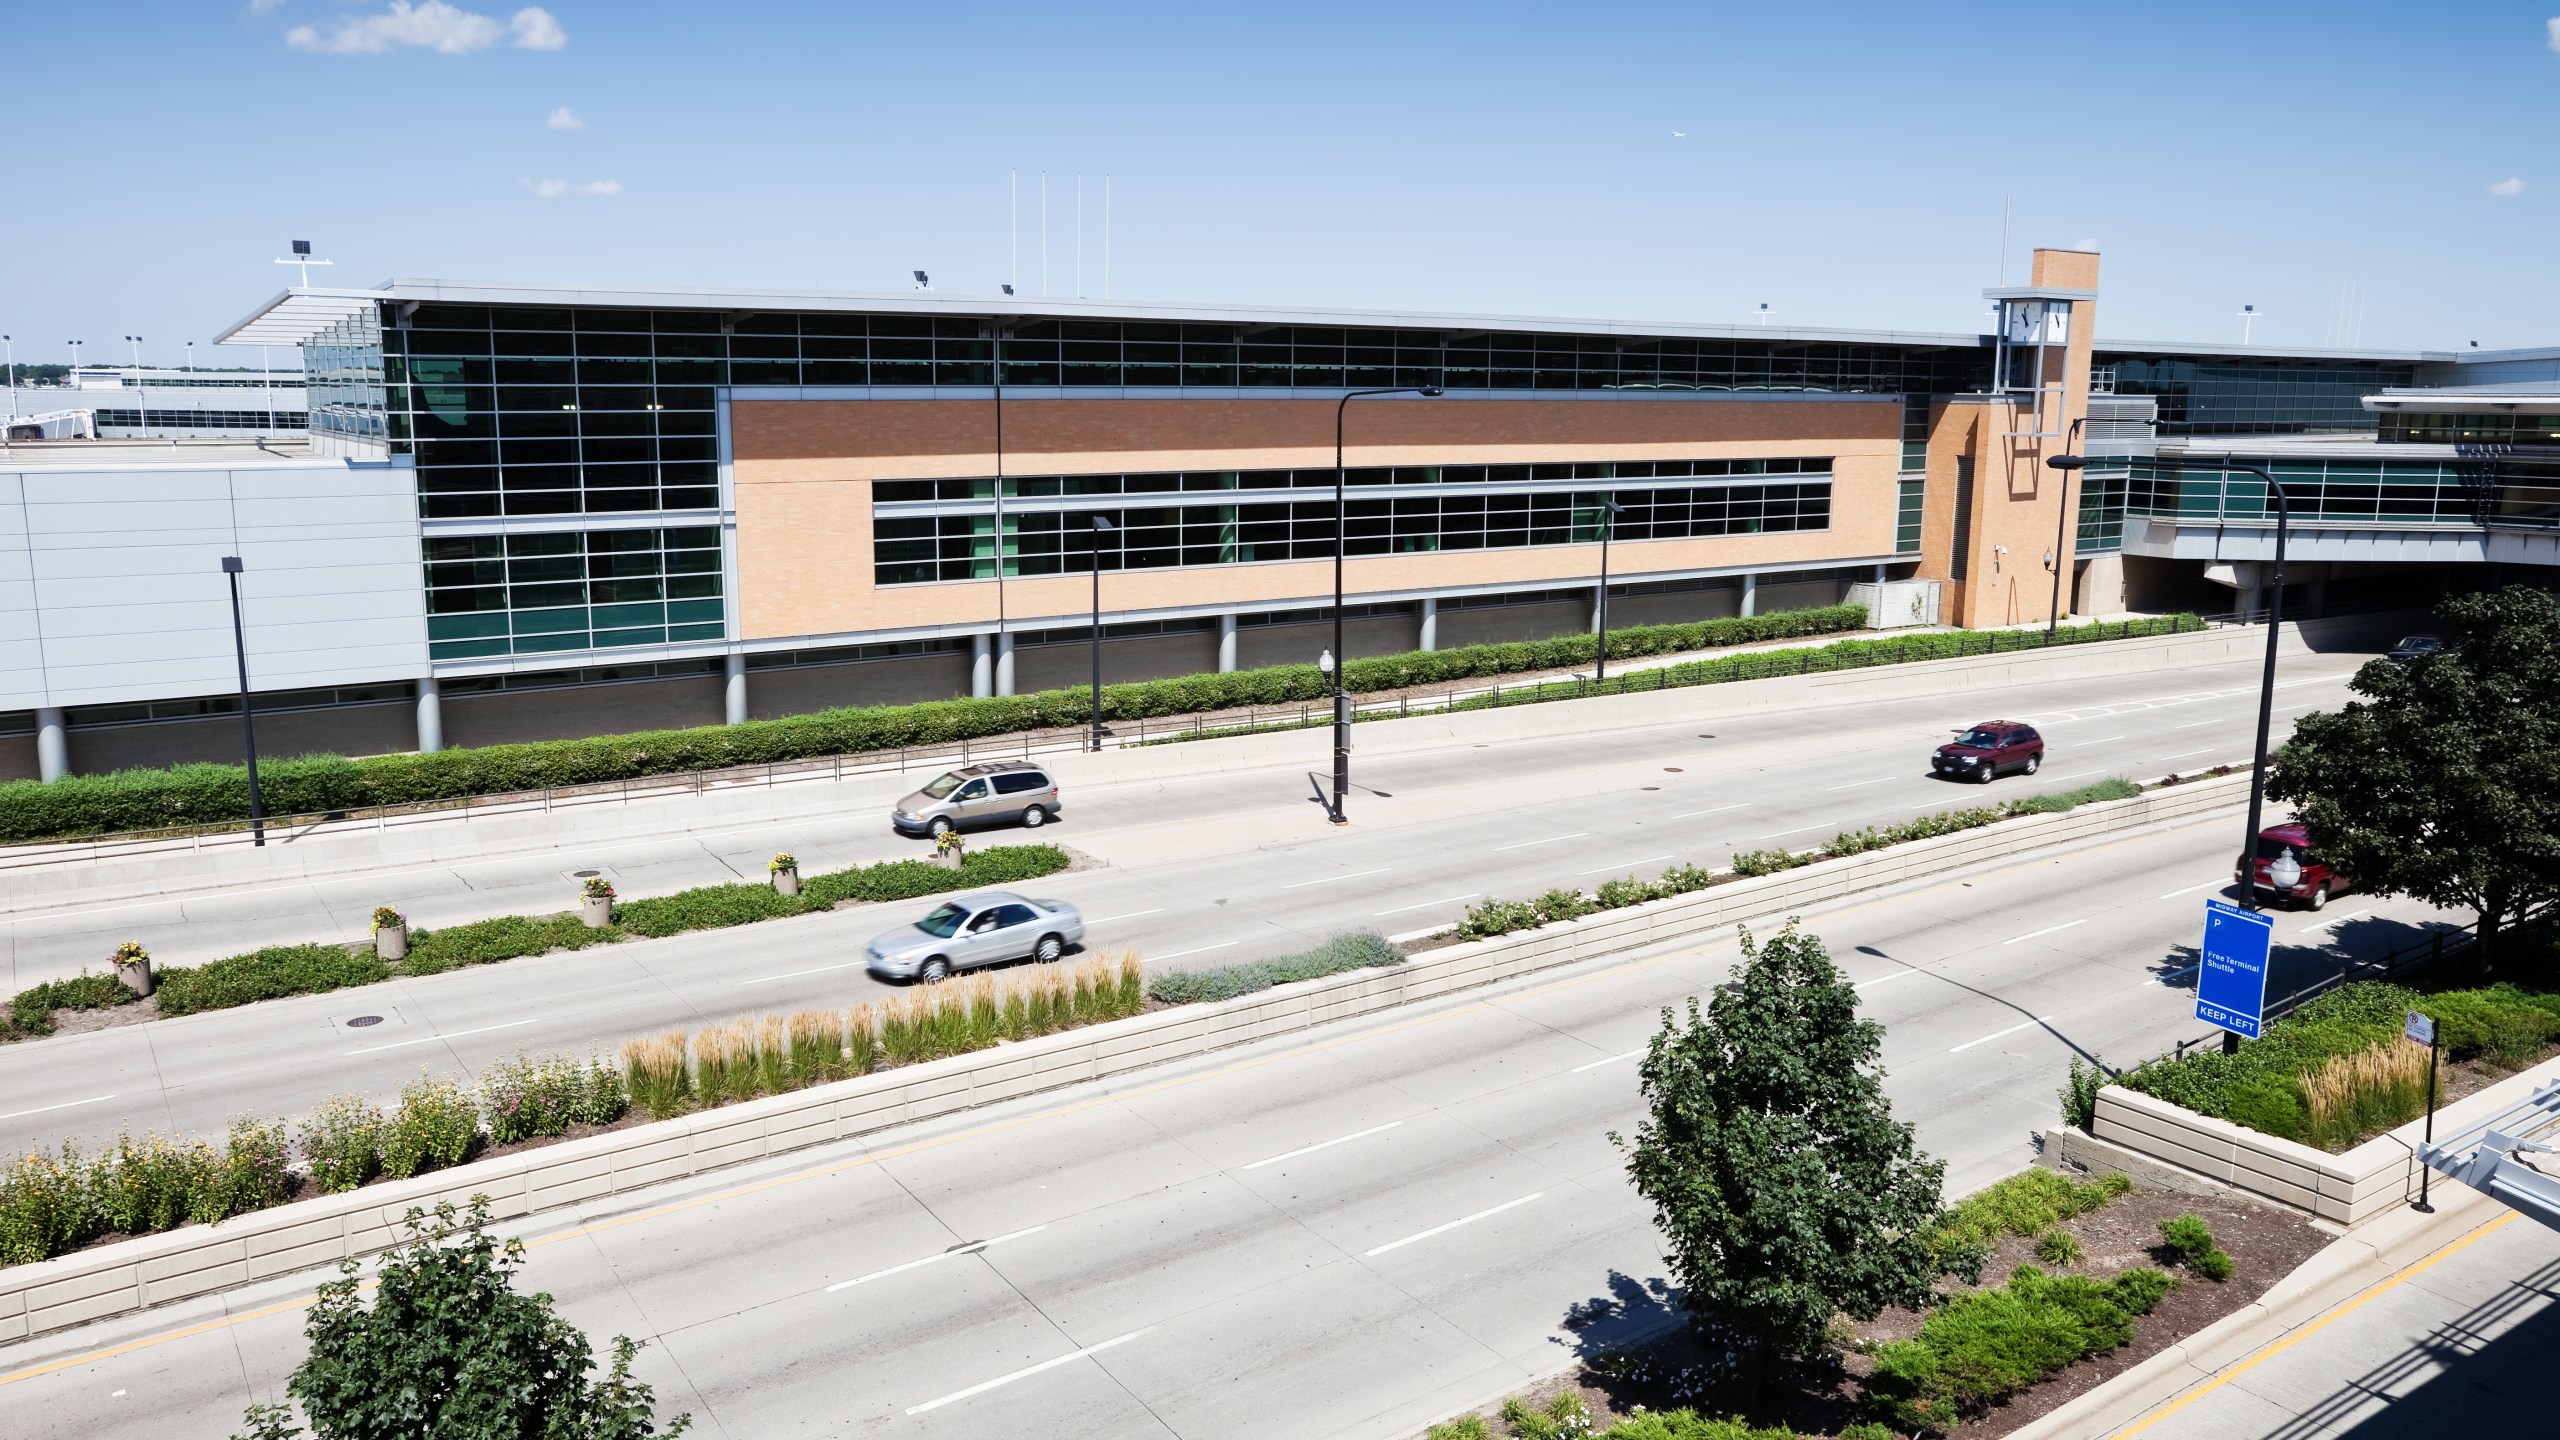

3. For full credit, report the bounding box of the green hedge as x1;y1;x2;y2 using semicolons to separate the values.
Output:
0;605;1868;844
155;946;393;1017
1145;931;1401;1005
1866;1265;2178;1431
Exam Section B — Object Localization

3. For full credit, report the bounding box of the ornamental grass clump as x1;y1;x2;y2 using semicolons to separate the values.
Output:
787;1009;839;1086
620;1031;692;1120
693;1019;762;1105
2301;1038;2431;1153
878;992;931;1066
379;1075;480;1180
842;1003;881;1077
755;1015;793;1095
298;1094;386;1195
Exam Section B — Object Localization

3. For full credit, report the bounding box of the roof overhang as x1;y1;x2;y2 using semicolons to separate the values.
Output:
2364;387;2560;413
1981;285;2098;302
215;288;383;346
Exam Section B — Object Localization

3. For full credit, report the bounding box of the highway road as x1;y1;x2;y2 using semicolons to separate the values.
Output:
0;646;2384;1156
0;814;2465;1439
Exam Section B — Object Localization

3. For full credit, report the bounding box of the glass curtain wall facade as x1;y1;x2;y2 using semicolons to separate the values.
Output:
307;309;387;446
2091;353;2414;435
422;526;723;660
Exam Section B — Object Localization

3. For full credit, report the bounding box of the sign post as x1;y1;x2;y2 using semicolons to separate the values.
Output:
2406;1009;2440;1213
2195;900;2274;1039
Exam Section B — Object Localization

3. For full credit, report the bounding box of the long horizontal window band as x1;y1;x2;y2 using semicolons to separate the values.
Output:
91;409;308;429
874;482;1832;587
874;456;1831;508
423;526;725;660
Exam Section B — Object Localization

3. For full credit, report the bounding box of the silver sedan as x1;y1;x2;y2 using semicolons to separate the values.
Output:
862;890;1086;984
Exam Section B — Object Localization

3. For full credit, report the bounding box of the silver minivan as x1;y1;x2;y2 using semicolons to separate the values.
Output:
890;761;1061;837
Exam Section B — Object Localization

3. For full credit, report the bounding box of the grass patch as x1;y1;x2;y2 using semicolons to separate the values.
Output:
1927;1167;2132;1272
1145;932;1402;1004
155;946;392;1017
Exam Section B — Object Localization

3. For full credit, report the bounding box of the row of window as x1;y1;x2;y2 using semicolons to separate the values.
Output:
2093;355;2414;437
2376;412;2560;446
873;457;1833;507
873;483;1832;586
422;527;724;659
92;409;307;429
1895;479;1924;554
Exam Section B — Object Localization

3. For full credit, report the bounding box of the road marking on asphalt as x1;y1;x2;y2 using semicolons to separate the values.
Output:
2156;748;2214;761
2004;919;2087;946
2157;880;2221;900
1825;777;1892;790
828;1225;1048;1290
1374;894;1478;916
0;1094;116;1123
1672;804;1749;819
1084;908;1166;925
1491;833;1590;851
1151;941;1240;962
905;1327;1155;1415
2108;1211;2520;1439
1364;1193;1544;1257
1578;854;1672;876
2173;720;2219;729
2297;907;2373;934
2089;735;2127;743
1950;1016;2059;1053
1855;970;1920;990
2045;770;2107;782
1568;1048;1646;1073
346;1018;541;1055
739;960;869;986
1283;867;1393;889
1753;821;1837;839
1243;1121;1403;1170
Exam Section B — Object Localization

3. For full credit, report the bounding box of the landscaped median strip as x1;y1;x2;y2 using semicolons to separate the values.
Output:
0;771;2258;1342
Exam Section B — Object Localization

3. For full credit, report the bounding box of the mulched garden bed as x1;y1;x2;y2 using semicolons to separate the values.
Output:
1445;1170;2330;1439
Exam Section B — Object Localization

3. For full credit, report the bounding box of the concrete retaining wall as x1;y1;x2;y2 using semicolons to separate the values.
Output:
2084;1052;2560;1228
0;773;2251;1343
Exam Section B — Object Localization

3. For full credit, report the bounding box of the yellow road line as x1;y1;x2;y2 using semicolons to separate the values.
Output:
0;810;2238;1388
2109;1209;2521;1438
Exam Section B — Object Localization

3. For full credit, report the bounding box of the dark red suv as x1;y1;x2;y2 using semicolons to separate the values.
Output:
2236;823;2351;910
1933;721;2044;783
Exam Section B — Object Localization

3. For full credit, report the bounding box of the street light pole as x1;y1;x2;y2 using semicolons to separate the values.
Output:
1594;497;1627;682
1087;515;1113;752
2046;417;2085;640
220;556;268;846
2224;461;2289;1055
1328;384;1442;824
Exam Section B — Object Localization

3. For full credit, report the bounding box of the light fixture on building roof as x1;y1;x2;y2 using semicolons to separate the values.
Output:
913;270;930;290
1003;284;1015;296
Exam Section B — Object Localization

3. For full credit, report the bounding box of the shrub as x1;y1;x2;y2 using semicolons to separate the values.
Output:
212;1117;294;1222
1146;932;1401;1005
2002;777;2142;815
2034;1228;2085;1267
91;1132;216;1237
402;913;609;974
1424;1417;1491;1440
1865;1263;2177;1429
1457;896;1543;940
1727;847;1809;877
0;1145;96;1264
1534;888;1595;924
481;1053;617;1145
2058;1056;2107;1130
299;1095;385;1194
156;945;392;1017
1499;1390;1591;1440
5;970;138;1039
613;881;808;938
2159;1215;2235;1281
1929;1167;2131;1270
380;1075;480;1179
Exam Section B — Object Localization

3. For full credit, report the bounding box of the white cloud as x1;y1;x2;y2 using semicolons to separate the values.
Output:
2490;176;2526;197
2548;17;2560;53
523;178;620;198
285;1;565;54
511;7;566;50
548;105;584;130
248;0;288;14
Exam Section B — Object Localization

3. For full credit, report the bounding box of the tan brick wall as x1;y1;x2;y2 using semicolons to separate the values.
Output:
732;395;1901;643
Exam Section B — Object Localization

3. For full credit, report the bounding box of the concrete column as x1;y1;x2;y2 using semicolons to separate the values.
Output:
1216;614;1239;673
414;679;443;754
724;653;748;725
34;707;67;783
995;631;1017;697
1874;563;1889;583
1740;574;1759;617
971;634;994;697
1418;597;1439;652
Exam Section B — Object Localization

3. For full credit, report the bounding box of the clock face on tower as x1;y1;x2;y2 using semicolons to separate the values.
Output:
2003;300;2070;346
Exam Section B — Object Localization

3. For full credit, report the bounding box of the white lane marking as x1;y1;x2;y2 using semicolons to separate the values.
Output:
2297;907;2373;934
905;1327;1154;1414
2156;748;2214;761
1856;970;1919;990
346;1017;541;1056
2273;700;2330;712
1672;804;1749;819
2173;720;2220;729
1243;1121;1403;1170
1492;833;1590;851
1084;908;1166;925
1374;893;1478;916
2089;735;2127;743
1152;941;1240;962
2158;880;2221;900
0;1093;117;1123
1578;854;1672;876
1364;1193;1545;1257
1825;777;1893;790
828;1225;1047;1290
1569;1048;1646;1073
739;959;869;986
2046;770;2106;781
1951;1015;2058;1053
1283;867;1393;890
2004;919;2087;946
1753;821;1836;839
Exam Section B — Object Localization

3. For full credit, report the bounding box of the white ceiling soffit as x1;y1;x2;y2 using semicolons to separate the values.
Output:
214;289;382;347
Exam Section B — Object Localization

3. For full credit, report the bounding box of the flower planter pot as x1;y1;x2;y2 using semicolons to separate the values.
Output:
931;850;964;871
113;958;154;998
771;867;801;897
375;926;409;961
581;895;614;928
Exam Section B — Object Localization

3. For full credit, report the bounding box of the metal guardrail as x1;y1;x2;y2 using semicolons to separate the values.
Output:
2421;1077;2560;1234
0;615;2200;872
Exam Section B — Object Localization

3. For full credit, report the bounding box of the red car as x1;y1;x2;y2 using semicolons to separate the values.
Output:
1932;721;2045;783
2236;823;2351;910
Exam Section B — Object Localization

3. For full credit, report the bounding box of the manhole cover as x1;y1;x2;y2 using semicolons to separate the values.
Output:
1698;734;1716;739
1642;786;1661;791
346;1015;385;1028
572;869;602;879
1663;767;1684;773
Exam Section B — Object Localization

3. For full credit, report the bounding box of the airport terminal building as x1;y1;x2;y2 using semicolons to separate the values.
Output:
5;247;2556;782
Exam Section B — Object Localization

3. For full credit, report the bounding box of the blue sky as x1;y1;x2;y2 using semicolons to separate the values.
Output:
6;1;2558;367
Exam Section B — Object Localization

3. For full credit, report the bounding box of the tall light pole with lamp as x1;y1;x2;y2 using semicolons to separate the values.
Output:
1325;385;1442;824
1086;515;1114;752
220;556;269;846
1592;496;1628;682
2043;415;2086;640
4;336;14;419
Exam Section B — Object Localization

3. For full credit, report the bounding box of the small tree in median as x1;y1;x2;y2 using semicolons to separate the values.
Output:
233;1197;689;1439
1613;924;1948;1411
2272;584;2560;974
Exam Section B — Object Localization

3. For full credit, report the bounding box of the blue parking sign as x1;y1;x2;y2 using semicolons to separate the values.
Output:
2195;900;2274;1038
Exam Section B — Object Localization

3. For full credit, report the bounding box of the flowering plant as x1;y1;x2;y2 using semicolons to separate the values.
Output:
581;877;616;901
768;852;797;874
111;941;150;968
370;906;405;934
934;830;966;857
